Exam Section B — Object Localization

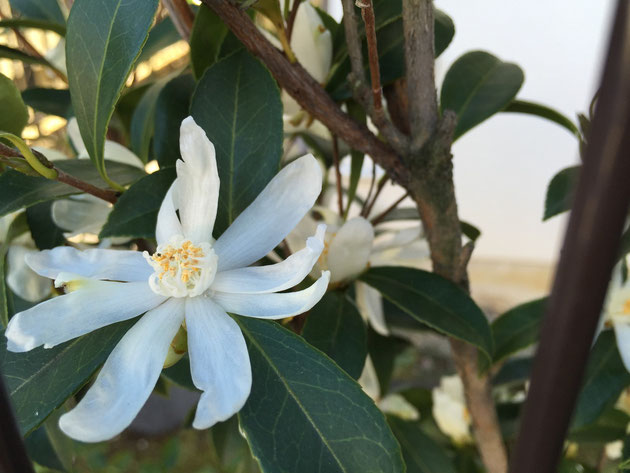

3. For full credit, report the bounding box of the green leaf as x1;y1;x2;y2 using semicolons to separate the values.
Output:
0;18;66;36
544;165;580;220
1;319;134;435
154;74;195;169
302;291;367;379
388;416;457;473
0;72;28;136
0;160;144;217
460;220;481;243
237;317;405;473
190;50;283;235
189;5;228;80
66;0;158;186
0;253;7;329
491;298;547;363
100;168;175;239
9;0;65;24
25;425;66;471
571;330;630;430
368;328;409;396
360;266;494;362
136;17;180;64
0;45;63;76
130;78;168;163
21;88;72;118
162;355;196;392
569;406;630;443
25;202;66;250
492;357;532;386
440;50;524;140
503;100;580;138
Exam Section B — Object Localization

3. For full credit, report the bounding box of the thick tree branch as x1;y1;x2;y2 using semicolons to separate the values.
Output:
201;0;408;186
162;0;194;41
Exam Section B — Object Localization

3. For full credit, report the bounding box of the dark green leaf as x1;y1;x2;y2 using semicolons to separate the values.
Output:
0;45;63;75
491;298;546;363
212;416;261;473
571;330;630;430
460;220;481;243
1;319;134;435
440;50;524;140
360;266;494;361
21;88;72;118
0;160;144;217
26;202;66;250
113;83;151;136
66;0;158;183
25;425;65;471
9;0;65;24
503;100;580;138
0;253;7;329
0;18;65;36
368;328;409;396
237;317;405;473
154;74;195;169
302;291;367;379
492;357;532;386
569;406;630;443
130;79;168;163
189;5;228;80
191;50;282;235
388;416;457;473
136;17;180;64
544;165;580;220
0;72;28;135
100;168;175;239
162;355;196;392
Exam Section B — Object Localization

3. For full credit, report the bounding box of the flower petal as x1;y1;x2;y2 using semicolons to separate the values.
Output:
613;320;630;372
212;271;330;319
214;154;322;271
5;280;165;352
327;217;374;283
185;296;251;429
25;246;152;282
6;245;51;302
103;140;145;169
52;194;112;235
59;298;184;442
155;181;182;245
290;1;332;83
212;224;325;294
173;117;219;243
355;281;388;336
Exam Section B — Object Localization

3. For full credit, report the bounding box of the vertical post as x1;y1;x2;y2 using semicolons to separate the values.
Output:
0;372;35;473
509;2;630;472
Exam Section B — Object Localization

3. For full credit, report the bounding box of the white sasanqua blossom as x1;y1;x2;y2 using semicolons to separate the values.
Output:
5;117;330;442
0;214;50;302
600;260;630;371
432;375;473;445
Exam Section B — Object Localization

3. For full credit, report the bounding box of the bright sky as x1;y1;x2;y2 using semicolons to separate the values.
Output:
329;1;616;263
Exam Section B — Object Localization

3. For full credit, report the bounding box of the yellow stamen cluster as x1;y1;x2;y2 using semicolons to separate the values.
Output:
151;240;205;284
623;299;630;314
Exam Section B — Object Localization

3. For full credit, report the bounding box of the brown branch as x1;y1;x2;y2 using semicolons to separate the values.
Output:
364;174;389;218
286;0;302;41
357;0;382;111
402;0;438;152
332;135;344;216
361;160;377;217
161;0;194;41
340;0;366;84
201;0;408;186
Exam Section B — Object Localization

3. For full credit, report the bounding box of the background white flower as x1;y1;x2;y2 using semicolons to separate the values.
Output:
5;117;329;442
432;375;473;445
600;261;630;370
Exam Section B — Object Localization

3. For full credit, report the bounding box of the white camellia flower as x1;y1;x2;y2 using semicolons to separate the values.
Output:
432;375;473;445
5;117;330;442
600;261;630;370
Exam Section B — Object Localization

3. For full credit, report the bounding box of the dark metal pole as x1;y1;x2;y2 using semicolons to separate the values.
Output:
0;372;35;473
509;2;630;472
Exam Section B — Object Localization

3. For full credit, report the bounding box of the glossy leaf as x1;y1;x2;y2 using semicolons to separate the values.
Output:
25;425;66;471
21;88;72;118
137;17;180;64
189;5;228;80
0;160;144;217
360;266;494;361
440;50;524;140
9;0;65;24
491;298;547;363
1;319;134;435
571;330;630;430
569;407;630;443
66;0;158;184
388;416;457;473
100;168;175;239
154;74;195;169
544;165;580;220
503;100;580;138
0;18;65;36
302;291;367;379
492;357;532;386
162;355;196;392
130;79;168;163
368;328;409;396
0;72;28;135
0;45;63;76
191;50;283;235
460;221;481;243
237;317;405;473
25;202;66;250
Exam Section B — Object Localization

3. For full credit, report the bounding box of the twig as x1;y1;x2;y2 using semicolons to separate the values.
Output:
370;191;408;225
356;0;382;111
361;160;377;217
340;0;366;84
286;0;302;41
364;174;389;218
332;135;344;216
161;0;194;41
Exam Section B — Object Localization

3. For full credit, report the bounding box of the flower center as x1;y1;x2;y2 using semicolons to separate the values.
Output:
144;236;217;298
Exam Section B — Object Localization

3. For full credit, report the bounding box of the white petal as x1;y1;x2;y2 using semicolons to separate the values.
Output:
358;355;380;401
212;271;330;319
372;226;422;253
103;141;145;169
613;321;630;372
355;281;388;336
290;2;332;83
327;217;374;283
67;118;88;157
212;225;325;294
185;296;251;429
5;280;165;352
59;298;184;442
155;181;182;245
214;154;322;272
26;246;152;282
6;246;50;302
173;117;219;243
52;194;112;235
284;213;320;255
